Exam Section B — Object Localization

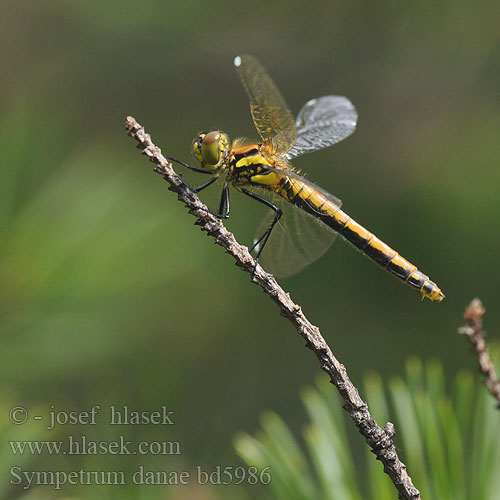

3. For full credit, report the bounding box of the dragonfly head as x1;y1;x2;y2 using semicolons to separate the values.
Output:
192;130;230;172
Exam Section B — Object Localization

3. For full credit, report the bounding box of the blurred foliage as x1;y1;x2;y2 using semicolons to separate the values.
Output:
236;356;500;499
1;0;499;498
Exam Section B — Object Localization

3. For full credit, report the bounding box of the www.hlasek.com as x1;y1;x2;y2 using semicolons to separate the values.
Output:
10;465;272;490
9;435;181;456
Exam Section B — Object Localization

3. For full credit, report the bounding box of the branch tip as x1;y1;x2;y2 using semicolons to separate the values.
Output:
459;298;500;408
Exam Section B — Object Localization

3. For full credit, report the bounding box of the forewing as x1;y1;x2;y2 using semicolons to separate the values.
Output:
254;197;337;278
234;55;297;157
286;96;357;160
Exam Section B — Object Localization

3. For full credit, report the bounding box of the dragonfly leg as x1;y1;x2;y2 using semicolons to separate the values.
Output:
241;188;282;261
170;157;228;218
169;155;219;194
216;184;230;218
178;175;218;193
197;184;230;219
167;156;212;175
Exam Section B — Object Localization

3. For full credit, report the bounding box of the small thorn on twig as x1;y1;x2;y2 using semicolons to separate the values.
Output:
384;422;395;437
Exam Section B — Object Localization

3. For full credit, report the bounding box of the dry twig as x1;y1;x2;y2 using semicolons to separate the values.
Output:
125;116;422;500
459;298;500;408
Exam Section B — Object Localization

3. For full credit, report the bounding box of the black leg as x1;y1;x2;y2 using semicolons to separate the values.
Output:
167;156;212;175
197;184;230;219
177;174;218;193
241;188;282;260
167;155;230;218
215;185;230;218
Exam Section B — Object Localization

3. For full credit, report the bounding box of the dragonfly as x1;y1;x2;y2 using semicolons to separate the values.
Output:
169;54;444;302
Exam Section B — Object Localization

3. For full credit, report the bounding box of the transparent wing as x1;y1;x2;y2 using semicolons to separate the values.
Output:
234;55;297;157
254;196;338;278
286;96;357;160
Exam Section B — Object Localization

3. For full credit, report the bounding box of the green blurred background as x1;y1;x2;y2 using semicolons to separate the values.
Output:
1;0;498;498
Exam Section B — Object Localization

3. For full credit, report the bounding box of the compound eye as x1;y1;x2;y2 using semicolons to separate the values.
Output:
201;131;223;166
192;133;206;163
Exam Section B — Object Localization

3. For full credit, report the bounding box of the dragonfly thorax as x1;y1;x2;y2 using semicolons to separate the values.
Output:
192;130;230;173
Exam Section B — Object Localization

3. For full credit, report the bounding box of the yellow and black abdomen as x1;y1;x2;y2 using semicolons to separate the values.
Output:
277;176;444;302
228;147;444;302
